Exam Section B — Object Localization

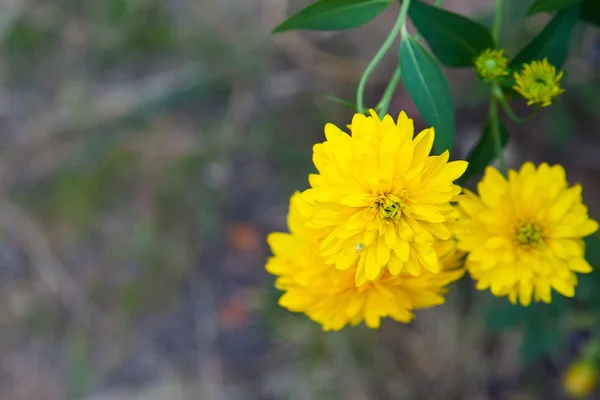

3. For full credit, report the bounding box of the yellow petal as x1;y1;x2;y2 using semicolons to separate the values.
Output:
551;278;575;297
396;111;414;137
384;225;397;247
438;160;468;182
394;240;410;262
547;185;581;222
519;282;533;306
340;193;371;207
419;221;452;240
365;248;382;281
411;128;434;168
570;258;593;273
376;237;391;266
388;254;404;275
336;247;358;270
579;219;599;236
548;239;568;259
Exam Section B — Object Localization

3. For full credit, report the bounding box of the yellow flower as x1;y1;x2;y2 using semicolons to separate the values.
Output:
266;192;464;331
474;48;509;81
562;361;598;398
303;110;467;285
513;58;565;107
456;163;599;306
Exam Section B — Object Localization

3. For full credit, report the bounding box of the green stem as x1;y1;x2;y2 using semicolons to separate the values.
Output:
498;99;540;123
492;85;539;123
490;0;506;174
490;97;506;174
376;68;401;118
356;0;412;114
492;0;504;43
434;0;443;5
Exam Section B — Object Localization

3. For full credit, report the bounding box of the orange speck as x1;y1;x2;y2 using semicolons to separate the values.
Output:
219;295;250;329
228;223;261;253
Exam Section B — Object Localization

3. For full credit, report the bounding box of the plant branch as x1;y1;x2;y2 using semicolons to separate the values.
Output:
492;85;540;123
490;97;506;174
498;99;540;123
376;68;401;117
492;0;504;43
356;0;412;114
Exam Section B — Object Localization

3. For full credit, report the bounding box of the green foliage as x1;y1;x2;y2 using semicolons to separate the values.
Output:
88;0;174;65
484;294;568;364
272;0;393;33
399;36;455;155
580;0;600;26
527;0;584;15
5;19;56;55
520;321;566;365
510;5;581;70
408;0;496;67
460;119;509;184
4;17;60;78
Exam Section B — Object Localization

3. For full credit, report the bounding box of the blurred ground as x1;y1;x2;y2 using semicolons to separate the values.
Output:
0;0;599;399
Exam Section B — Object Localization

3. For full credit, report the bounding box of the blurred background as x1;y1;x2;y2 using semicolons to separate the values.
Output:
0;0;599;399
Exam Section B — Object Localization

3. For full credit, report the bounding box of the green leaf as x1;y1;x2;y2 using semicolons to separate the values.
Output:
272;0;393;33
527;0;584;15
399;36;455;154
510;5;581;70
408;0;495;67
580;0;600;27
459;119;509;184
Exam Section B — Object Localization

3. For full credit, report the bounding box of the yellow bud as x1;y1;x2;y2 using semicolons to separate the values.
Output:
474;48;509;81
512;58;565;107
562;361;598;398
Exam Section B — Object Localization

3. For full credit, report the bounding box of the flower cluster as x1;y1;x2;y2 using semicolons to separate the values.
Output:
473;49;565;107
266;112;598;330
267;111;467;330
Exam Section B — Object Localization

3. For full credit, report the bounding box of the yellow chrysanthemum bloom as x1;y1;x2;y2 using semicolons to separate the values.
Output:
266;192;465;330
562;361;598;398
303;110;467;285
474;48;509;81
456;163;599;306
513;58;565;107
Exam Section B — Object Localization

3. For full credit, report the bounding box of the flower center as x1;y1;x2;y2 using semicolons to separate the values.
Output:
373;195;403;221
516;222;544;247
484;59;497;70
